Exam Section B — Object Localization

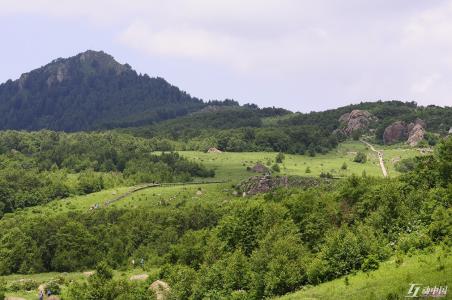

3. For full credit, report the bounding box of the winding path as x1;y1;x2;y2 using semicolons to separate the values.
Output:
361;140;388;177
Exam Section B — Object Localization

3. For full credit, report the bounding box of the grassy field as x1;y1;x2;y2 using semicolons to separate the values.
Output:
1;141;423;224
277;248;451;300
179;141;422;180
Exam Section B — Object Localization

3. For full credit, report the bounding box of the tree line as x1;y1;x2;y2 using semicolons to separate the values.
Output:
0;137;450;299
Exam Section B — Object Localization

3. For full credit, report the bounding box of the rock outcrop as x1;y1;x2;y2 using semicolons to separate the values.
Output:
407;119;426;146
207;147;222;153
383;121;408;144
237;175;329;195
338;110;376;136
383;118;426;146
149;280;170;300
248;163;269;173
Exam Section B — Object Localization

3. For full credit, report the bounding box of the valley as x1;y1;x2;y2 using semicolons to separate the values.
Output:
0;51;450;300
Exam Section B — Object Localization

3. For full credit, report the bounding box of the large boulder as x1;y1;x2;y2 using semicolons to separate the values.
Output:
149;280;170;300
248;163;269;173
383;118;426;146
407;118;426;146
383;121;408;145
339;110;376;135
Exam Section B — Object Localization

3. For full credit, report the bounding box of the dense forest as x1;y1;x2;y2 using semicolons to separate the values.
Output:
0;51;205;131
0;131;214;216
124;101;451;155
125;106;339;155
0;137;450;299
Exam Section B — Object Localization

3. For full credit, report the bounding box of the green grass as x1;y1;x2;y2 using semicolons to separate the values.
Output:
109;182;237;209
179;141;408;180
277;248;451;300
1;141;423;223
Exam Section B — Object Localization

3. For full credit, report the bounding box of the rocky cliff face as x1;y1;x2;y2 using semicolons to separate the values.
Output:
407;119;426;146
338;110;376;136
383;121;408;144
383;118;426;145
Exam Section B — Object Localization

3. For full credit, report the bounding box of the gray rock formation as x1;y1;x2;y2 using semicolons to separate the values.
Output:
339;110;376;136
383;118;426;146
407;119;426;146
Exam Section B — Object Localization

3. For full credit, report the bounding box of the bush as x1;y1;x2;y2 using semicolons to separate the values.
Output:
397;231;432;253
361;255;379;272
305;167;311;173
0;278;5;300
46;280;61;295
341;162;348;170
275;152;285;163
320;172;333;179
271;164;280;173
353;152;367;163
395;158;417;173
8;279;39;291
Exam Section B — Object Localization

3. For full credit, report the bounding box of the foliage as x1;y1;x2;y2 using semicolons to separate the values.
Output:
0;131;214;215
0;138;451;299
0;51;205;131
353;151;367;163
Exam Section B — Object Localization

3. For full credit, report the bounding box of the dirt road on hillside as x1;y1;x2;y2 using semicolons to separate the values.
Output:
361;140;388;177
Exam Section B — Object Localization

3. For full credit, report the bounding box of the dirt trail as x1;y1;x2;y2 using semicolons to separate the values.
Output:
361;140;388;177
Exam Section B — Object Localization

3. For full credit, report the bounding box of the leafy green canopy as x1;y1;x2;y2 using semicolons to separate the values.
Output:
0;138;450;299
0;130;214;216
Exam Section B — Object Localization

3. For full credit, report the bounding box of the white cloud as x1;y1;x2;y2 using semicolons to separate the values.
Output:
1;0;451;109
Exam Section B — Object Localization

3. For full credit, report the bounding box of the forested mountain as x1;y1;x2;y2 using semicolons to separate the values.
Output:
0;50;205;131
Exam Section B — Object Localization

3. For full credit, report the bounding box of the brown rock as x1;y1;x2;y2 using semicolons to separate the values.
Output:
383;121;407;145
207;147;222;153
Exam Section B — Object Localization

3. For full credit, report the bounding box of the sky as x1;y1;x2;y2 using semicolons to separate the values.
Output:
0;0;451;112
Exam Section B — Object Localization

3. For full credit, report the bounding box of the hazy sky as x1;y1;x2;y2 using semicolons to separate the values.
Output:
1;0;451;111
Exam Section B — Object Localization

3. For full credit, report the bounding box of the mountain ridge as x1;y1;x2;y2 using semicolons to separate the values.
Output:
0;50;205;131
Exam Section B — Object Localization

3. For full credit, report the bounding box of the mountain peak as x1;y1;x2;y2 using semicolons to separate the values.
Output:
0;50;203;131
17;50;132;89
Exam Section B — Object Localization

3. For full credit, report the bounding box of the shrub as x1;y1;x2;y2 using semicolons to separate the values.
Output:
395;158;417;173
275;152;285;163
353;152;367;163
8;279;39;291
320;172;333;179
361;255;379;272
46;280;61;295
271;164;280;173
341;162;348;170
305;167;311;173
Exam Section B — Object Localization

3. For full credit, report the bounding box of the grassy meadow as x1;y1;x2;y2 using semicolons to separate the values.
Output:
277;247;451;300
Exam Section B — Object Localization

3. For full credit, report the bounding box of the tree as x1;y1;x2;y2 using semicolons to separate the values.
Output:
275;152;285;163
353;152;367;163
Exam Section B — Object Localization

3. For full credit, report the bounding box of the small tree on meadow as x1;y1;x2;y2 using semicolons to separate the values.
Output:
353;152;367;163
275;152;285;163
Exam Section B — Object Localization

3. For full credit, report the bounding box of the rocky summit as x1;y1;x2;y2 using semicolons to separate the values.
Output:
338;109;376;136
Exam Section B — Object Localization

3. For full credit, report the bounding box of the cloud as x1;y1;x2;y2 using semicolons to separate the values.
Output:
1;0;451;109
